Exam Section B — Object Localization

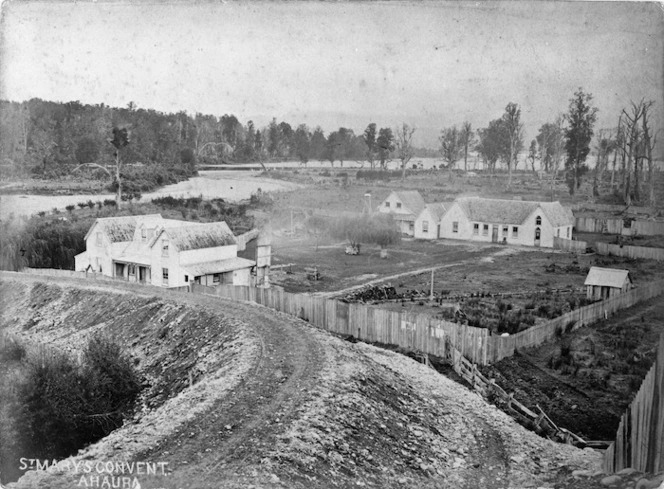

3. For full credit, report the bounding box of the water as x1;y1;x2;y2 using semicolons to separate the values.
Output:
0;171;300;219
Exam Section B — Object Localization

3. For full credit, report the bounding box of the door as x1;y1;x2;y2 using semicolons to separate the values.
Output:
139;267;146;283
437;224;441;239
491;226;498;243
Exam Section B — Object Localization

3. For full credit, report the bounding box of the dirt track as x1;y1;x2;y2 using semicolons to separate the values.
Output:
0;271;620;488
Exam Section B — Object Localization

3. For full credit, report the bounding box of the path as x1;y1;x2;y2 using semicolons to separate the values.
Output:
312;245;524;299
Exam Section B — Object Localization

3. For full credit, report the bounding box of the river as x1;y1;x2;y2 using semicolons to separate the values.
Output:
0;171;300;219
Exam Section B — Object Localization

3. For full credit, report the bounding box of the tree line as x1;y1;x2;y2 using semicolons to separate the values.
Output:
439;88;659;204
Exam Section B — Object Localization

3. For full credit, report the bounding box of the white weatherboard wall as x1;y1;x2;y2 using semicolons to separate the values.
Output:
414;207;439;239
76;224;114;274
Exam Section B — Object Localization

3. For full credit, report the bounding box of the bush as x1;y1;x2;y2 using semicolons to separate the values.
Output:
103;199;117;207
16;335;141;460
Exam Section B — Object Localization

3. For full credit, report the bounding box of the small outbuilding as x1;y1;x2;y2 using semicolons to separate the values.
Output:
584;266;633;300
377;190;426;236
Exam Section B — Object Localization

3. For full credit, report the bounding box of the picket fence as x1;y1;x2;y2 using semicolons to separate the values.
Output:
553;237;588;253
575;217;664;236
596;242;664;261
604;334;664;474
191;283;490;365
487;280;664;364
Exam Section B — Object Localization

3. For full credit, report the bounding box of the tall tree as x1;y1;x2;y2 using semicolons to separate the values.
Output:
641;101;657;207
395;123;416;180
564;88;598;195
439;126;462;169
267;118;279;158
376;127;394;169
459;121;475;171
527;139;538;175
293;124;311;166
310;127;327;162
363;123;378;169
109;126;130;208
502;102;524;189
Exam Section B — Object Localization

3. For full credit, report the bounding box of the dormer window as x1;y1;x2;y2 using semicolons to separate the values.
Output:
535;215;542;226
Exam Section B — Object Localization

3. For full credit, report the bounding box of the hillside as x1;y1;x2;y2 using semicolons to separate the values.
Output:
0;273;607;488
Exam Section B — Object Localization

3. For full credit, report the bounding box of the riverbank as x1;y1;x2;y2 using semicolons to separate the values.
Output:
0;171;301;219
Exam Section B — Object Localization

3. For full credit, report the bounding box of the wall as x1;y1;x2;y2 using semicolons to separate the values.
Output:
575;217;664;237
414;208;438;239
597;242;664;261
553;237;588;253
604;334;664;474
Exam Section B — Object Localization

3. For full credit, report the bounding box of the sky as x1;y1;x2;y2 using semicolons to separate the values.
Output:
1;0;663;151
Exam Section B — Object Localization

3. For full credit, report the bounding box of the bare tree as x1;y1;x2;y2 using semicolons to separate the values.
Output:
502;103;524;190
617;101;648;204
395;123;416;180
459;121;475;172
439;126;462;170
640;101;658;207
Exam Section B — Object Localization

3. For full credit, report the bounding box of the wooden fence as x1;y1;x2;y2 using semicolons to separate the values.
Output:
191;283;490;365
553;236;588;253
596;242;664;261
572;203;654;215
487;280;664;364
575;217;664;236
604;334;664;474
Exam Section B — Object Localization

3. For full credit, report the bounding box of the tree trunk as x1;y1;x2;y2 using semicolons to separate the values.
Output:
115;151;122;209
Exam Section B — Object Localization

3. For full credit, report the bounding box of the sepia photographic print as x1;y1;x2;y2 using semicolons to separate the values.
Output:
1;1;663;488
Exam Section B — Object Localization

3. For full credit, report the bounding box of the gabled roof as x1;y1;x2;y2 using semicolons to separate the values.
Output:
384;191;426;216
538;202;575;227
184;256;256;276
85;214;163;243
453;197;573;226
155;221;236;251
584;267;632;288
421;203;447;221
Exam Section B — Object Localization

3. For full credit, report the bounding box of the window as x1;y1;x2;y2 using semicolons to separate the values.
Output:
385;202;390;208
535;215;542;226
409;222;414;231
502;226;508;235
422;220;429;233
96;232;102;246
162;268;169;285
512;226;519;238
213;273;221;284
557;229;560;237
162;239;169;257
184;275;189;283
141;228;147;242
128;264;136;275
473;223;479;235
396;202;402;209
453;221;459;233
482;224;489;236
567;227;570;238
535;227;541;240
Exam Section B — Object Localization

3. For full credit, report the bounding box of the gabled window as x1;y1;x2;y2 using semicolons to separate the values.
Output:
482;224;489;236
162;239;169;257
396;202;402;209
535;215;542;226
422;220;429;233
385;202;390;208
473;223;479;235
453;221;459;233
141;228;147;242
513;226;519;238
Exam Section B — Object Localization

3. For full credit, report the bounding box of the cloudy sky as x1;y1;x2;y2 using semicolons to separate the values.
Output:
1;1;662;150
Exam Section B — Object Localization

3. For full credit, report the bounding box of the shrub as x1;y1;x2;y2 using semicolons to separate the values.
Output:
77;202;88;209
16;336;141;460
103;199;117;207
65;205;75;213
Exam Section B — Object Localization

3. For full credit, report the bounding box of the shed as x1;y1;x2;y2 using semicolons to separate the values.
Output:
584;267;633;300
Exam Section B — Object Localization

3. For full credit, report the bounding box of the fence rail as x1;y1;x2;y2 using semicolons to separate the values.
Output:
596;242;664;261
553;237;588;253
487;280;664;364
604;334;664;474
575;217;664;236
12;268;664;368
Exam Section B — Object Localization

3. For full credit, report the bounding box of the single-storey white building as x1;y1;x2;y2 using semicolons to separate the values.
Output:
377;190;426;236
438;197;574;248
414;203;447;239
74;215;259;288
584;267;633;300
